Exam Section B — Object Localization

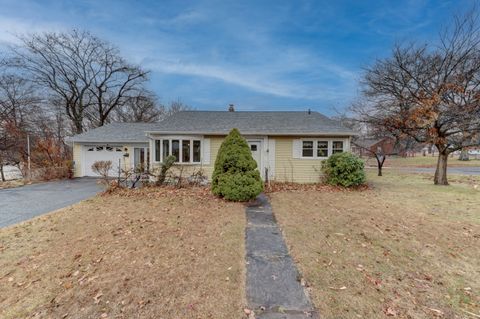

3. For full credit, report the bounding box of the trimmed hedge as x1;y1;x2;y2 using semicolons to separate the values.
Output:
212;128;263;201
321;152;366;187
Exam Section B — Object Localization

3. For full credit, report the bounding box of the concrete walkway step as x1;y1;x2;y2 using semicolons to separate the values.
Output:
245;194;318;318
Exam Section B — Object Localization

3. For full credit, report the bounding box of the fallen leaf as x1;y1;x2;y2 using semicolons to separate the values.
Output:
93;292;103;304
385;307;397;316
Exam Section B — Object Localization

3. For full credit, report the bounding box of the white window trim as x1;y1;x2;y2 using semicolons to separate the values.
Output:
300;138;345;159
153;137;202;164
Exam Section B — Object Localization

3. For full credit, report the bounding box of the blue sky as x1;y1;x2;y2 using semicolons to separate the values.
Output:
0;0;474;114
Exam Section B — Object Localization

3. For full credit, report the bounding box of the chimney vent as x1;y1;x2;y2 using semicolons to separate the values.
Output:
228;104;235;112
308;108;311;114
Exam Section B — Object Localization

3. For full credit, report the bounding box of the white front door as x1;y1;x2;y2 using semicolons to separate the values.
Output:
247;141;262;173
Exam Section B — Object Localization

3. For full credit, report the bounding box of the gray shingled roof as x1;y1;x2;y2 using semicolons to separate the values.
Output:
148;111;355;135
69;111;356;143
69;123;157;143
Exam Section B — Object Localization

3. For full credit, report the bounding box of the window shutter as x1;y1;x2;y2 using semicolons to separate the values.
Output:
292;139;302;159
202;138;211;164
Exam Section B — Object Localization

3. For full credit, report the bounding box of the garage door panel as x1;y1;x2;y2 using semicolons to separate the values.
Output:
83;145;125;176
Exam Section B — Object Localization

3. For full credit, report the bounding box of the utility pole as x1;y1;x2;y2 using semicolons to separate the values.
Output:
27;134;31;180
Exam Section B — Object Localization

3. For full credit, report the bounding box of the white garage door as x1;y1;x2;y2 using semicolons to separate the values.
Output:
83;145;125;177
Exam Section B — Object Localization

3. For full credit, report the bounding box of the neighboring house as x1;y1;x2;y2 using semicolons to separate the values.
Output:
352;137;397;157
69;111;356;183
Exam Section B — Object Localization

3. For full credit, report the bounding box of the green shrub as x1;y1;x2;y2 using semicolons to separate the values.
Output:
155;155;176;185
321;152;366;187
212;128;263;201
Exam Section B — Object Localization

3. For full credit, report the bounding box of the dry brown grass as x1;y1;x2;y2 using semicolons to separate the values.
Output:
0;179;26;189
0;187;246;319
270;172;480;319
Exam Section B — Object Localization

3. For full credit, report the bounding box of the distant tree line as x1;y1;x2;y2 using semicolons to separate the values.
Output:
0;30;190;181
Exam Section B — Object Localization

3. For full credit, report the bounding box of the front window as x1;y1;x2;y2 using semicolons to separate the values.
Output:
300;139;346;158
154;138;202;163
172;140;180;161
302;141;314;157
317;141;328;157
162;140;169;160
193;140;201;162
332;141;344;154
155;140;161;161
182;140;190;162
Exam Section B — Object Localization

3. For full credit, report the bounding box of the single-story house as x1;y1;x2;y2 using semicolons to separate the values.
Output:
69;111;356;183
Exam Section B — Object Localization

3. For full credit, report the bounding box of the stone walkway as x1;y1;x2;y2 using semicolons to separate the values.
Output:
245;194;318;319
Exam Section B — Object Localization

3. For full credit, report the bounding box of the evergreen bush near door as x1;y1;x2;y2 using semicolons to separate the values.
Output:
212;128;263;201
321;152;366;187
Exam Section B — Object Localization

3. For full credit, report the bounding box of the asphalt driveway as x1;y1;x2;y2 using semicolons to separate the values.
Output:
0;178;102;228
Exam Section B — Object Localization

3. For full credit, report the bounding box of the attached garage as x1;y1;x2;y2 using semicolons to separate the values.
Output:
83;145;125;176
69;123;157;178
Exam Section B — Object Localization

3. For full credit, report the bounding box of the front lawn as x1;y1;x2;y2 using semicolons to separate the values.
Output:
270;172;480;318
0;187;246;318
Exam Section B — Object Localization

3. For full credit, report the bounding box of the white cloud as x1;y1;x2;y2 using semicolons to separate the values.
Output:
146;57;355;101
0;15;65;46
0;4;359;107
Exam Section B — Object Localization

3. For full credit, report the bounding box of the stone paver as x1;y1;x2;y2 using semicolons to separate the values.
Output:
245;194;318;319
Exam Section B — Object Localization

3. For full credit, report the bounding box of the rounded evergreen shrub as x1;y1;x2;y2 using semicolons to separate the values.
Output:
212;128;263;201
321;152;366;187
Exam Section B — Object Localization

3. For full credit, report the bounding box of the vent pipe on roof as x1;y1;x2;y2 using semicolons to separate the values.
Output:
308;108;311;114
228;104;235;112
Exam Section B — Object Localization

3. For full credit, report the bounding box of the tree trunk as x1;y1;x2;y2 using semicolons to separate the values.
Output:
0;164;5;182
376;155;385;176
459;149;469;161
434;152;449;185
74;121;83;134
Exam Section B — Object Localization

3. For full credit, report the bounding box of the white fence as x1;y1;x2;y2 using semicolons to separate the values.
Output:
2;165;23;181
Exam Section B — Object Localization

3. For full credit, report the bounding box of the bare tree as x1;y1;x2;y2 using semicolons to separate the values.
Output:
9;30;148;134
0;73;39;181
166;99;191;117
113;90;164;122
113;96;191;123
356;10;480;185
352;136;397;176
84;47;148;126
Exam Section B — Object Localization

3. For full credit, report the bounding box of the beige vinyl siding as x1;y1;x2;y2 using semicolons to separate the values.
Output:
274;137;323;183
73;143;82;177
151;135;225;181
